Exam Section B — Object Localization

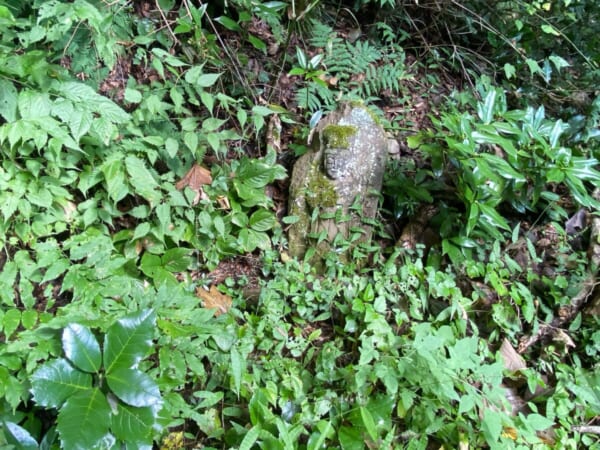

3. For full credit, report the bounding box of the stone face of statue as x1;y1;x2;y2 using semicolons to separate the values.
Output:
324;147;346;180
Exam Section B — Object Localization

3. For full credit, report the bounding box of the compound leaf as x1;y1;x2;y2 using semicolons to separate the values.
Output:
111;403;155;444
62;323;101;373
106;367;161;407
31;359;92;408
104;309;155;373
57;389;113;450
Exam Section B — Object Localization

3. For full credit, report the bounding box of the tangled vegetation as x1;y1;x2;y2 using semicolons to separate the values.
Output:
0;0;599;449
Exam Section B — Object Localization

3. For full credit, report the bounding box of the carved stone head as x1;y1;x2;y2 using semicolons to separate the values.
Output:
324;147;346;179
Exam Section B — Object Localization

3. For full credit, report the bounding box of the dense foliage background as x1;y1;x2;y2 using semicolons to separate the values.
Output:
0;0;599;448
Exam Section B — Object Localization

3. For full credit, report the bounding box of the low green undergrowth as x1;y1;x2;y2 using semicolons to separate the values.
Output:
1;0;599;449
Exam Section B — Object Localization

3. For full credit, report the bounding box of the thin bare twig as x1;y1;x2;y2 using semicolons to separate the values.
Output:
155;0;179;45
572;425;600;435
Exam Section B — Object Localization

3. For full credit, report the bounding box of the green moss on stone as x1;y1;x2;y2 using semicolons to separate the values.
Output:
322;125;357;148
306;172;338;208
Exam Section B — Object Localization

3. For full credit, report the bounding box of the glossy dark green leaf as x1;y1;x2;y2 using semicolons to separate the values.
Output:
104;309;155;373
31;359;92;408
111;403;155;443
249;209;277;232
62;323;101;373
57;389;113;450
106;367;162;407
2;421;38;450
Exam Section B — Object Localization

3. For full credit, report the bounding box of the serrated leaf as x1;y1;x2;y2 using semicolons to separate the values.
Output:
31;359;92;408
68;111;93;141
106;367;161;407
62;324;101;373
196;73;222;88
102;156;129;202
104;309;155;372
0;79;18;122
57;389;112;450
2;421;38;450
124;88;143;103
41;258;70;283
111;403;155;444
125;155;161;205
18;91;52;119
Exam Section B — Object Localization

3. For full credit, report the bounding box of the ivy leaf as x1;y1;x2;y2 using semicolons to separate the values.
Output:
2;421;39;450
57;389;113;450
103;309;155;373
106;367;162;407
30;359;92;408
62;324;101;373
111;403;155;444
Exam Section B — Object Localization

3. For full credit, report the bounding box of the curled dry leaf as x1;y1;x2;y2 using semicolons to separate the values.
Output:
196;285;232;317
175;163;212;206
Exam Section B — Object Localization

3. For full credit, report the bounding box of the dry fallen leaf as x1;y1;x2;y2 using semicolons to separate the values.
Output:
196;285;232;317
500;338;527;372
175;163;212;205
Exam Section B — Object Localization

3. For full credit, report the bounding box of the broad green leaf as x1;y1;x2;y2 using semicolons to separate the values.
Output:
477;89;496;124
41;258;70;283
230;346;243;396
31;359;92;408
2;421;38;450
68;110;93;141
215;15;241;31
102;157;129;202
2;308;21;339
0;79;18;122
62;324;101;373
162;248;192;272
338;426;362;450
526;413;554;431
239;425;260;450
359;406;378;442
541;24;560;36
196;73;222;88
248;34;266;52
125;155;161;205
104;309;155;372
106;367;161;407
57;389;113;450
249;209;277;232
503;63;516;79
124;88;143;103
18;91;52;119
111;403;155;444
549;55;570;72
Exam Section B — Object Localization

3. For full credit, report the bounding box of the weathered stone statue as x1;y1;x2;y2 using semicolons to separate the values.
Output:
288;103;388;268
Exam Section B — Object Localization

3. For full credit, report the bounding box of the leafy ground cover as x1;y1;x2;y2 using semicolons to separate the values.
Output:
0;0;599;449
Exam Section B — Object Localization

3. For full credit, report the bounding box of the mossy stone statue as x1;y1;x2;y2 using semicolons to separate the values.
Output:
288;104;388;268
